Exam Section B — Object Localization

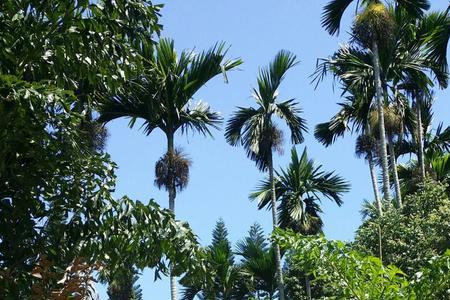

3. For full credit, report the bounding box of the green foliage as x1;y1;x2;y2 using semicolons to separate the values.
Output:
276;229;411;299
212;218;232;251
180;219;242;300
0;74;202;297
107;265;143;300
0;0;162;94
236;223;278;299
410;249;450;299
276;229;450;299
284;259;330;300
180;222;280;300
0;1;206;297
355;181;450;275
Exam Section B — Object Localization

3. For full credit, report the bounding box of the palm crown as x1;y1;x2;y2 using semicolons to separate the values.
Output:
251;147;350;234
225;50;307;171
99;38;242;139
322;0;430;37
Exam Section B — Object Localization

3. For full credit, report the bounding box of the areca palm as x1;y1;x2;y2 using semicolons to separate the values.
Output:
396;97;450;161
99;38;242;300
251;147;349;299
250;147;350;234
225;50;306;300
321;0;431;202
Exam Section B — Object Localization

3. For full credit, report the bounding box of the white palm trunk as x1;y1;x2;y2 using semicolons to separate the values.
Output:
368;153;383;216
388;136;402;208
167;133;178;300
372;41;391;202
416;97;426;180
268;154;285;300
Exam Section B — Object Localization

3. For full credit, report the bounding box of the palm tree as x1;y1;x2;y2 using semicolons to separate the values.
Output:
99;38;242;300
225;50;307;300
321;0;431;201
250;147;349;235
251;147;349;300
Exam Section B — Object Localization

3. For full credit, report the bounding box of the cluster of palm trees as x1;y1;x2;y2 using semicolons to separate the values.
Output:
315;0;450;216
97;0;450;299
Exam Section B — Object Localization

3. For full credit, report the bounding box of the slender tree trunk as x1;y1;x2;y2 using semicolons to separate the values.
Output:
268;152;285;300
305;276;312;300
368;153;383;217
378;224;383;262
372;41;391;202
167;132;178;300
416;97;426;180
388;136;402;208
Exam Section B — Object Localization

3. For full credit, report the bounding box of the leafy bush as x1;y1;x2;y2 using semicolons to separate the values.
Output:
275;229;450;299
355;181;450;275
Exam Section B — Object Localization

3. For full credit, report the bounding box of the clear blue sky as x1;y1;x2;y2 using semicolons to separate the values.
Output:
97;0;449;298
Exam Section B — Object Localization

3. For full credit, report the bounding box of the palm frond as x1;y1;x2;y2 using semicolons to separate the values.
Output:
225;107;261;147
422;10;450;79
431;153;450;182
249;177;277;211
98;78;161;135
322;0;355;36
396;0;430;20
256;50;298;107
183;42;243;103
251;147;349;232
273;99;307;144
312;45;373;92
314;103;353;147
178;101;222;137
425;123;450;158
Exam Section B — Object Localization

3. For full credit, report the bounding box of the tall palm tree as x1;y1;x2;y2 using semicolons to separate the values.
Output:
321;0;431;201
99;38;242;300
251;147;349;299
225;50;307;300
